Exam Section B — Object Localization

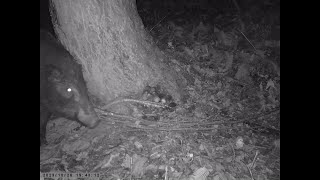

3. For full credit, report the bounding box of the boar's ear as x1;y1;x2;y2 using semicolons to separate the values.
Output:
47;65;63;82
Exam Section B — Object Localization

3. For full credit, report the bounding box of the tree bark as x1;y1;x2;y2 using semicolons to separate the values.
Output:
49;0;185;105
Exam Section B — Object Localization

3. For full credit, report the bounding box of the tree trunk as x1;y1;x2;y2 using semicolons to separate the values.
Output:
49;0;185;106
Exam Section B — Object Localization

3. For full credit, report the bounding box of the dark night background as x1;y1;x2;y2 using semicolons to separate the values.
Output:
40;0;54;34
40;0;280;39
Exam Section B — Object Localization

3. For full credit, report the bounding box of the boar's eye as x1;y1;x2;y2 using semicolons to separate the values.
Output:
64;87;74;98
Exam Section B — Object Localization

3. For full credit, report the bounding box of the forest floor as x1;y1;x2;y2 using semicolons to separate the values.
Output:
41;1;280;180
